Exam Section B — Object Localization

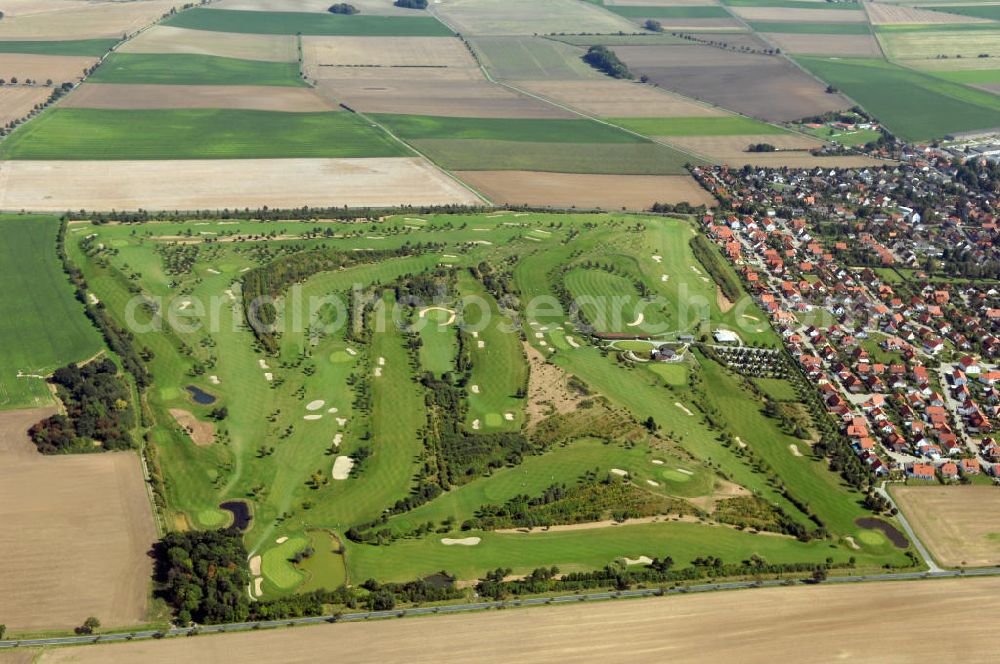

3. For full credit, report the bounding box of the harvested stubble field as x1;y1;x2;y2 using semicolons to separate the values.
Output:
878;28;1000;59
303;35;477;69
162;7;454;36
87;53;307;87
747;20;872;33
0;54;97;84
455;171;715;209
62;83;338;112
865;2;994;25
892;485;1000;568
433;0;637;35
119;26;298;62
0;157;481;211
30;578;1000;662
0;86;48;125
612;44;850;121
729;6;869;21
761;33;882;56
0;0;183;39
663;134;886;166
0;409;157;633
511;79;726;117
470;36;602;81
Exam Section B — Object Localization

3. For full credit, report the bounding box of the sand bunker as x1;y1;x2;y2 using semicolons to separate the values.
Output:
626;313;645;327
566;336;580;348
661;274;669;282
264;373;273;382
472;419;481;430
332;433;343;447
651;459;664;465
249;555;262;576
303;414;322;421
844;536;860;550
789;444;803;457
470;384;480;394
207;268;221;275
418;306;457;326
378;356;385;366
442;537;481;546
209;375;220;385
504;412;515;421
258;359;270;369
676;468;694;476
374;367;383;377
331;456;354;480
610;468;628;477
675;402;694;416
327;407;339;414
477;340;485;348
336;417;347;427
646;480;660;487
253;577;263;597
624;556;653;566
306;400;325;411
652;255;663;263
275;536;288;545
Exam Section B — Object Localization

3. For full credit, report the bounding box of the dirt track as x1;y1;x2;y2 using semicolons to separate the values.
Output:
0;407;157;633
63;84;339;112
33;577;1000;662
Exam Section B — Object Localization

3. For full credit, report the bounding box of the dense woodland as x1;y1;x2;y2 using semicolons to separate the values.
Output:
29;359;135;454
583;46;632;79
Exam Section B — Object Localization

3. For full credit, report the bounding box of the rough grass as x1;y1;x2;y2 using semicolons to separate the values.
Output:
749;21;872;34
87;53;307;87
0;39;118;56
0;215;102;410
163;7;453;36
0;108;410;160
611;116;788;136
795;56;1000;140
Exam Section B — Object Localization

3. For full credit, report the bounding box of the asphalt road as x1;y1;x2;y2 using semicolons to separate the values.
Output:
4;567;1000;650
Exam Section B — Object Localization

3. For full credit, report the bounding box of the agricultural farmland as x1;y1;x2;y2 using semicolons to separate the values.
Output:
891;486;1000;568
162;8;453;36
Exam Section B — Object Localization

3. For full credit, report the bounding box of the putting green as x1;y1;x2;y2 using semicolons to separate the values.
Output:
329;350;355;364
662;468;693;482
485;413;503;427
196;508;229;529
856;530;886;546
261;535;309;591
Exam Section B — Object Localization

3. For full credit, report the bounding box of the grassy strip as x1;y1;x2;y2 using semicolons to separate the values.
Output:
163;8;453;36
0;39;118;56
0;108;410;160
373;114;647;143
87;53;307;87
690;234;741;303
749;21;871;35
611;116;788;136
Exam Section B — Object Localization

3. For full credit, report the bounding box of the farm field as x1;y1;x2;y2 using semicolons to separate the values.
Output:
611;44;851;121
0;216;102;410
510;79;726;118
214;0;425;14
162;8;454;36
891;485;1000;568
470;36;602;81
86;53;307;87
61;84;338;112
866;2;994;24
0;39;118;56
729;6;869;21
747;21;872;33
33;577;1000;662
926;4;1000;20
0;0;183;39
119;26;298;62
611;116;787;136
0;408;157;633
0;158;482;211
0;86;48;126
0;53;98;85
795;56;1000;140
657;134;888;167
762;33;882;56
0;109;408;160
433;0;637;35
877;28;1000;60
302;35;477;70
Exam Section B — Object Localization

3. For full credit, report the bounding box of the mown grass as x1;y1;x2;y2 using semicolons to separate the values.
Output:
375;114;646;143
749;21;871;34
795;56;1000;140
163;8;453;36
0;39;118;56
611;116;788;136
0;108;410;160
0;216;102;410
87;53;307;87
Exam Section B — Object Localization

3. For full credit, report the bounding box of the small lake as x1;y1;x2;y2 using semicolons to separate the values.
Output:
220;501;252;531
856;517;909;549
185;385;217;405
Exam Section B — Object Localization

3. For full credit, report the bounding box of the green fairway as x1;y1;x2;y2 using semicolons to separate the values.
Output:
374;114;646;144
606;5;731;18
564;268;670;334
749;21;872;34
418;308;458;376
0;39;118;56
87;53;307;87
0;109;410;160
412;139;694;175
0;216;102;410
611;116;788;136
163;8;452;36
794;56;1000;140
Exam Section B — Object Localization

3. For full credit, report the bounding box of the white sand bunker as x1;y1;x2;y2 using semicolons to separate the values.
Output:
690;265;701;274
652;255;663;263
844;536;860;550
470;384;480;394
736;436;747;448
626;313;645;327
209;375;220;385
676;468;694;476
646;480;660;487
442;537;481;546
378;356;385;366
258;359;270;369
535;332;544;338
346;347;357;356
624;556;653;566
264;372;273;382
332;455;355;480
661;274;669;282
249;555;262;576
276;536;288;545
651;459;664;466
336;417;347;426
225;288;236;301
539;340;547;347
374;367;383;377
566;336;580;348
610;468;628;477
306;400;325;411
675;402;694;416
789;444;803;457
472;419;481;430
327;407;339;414
304;414;322;421
332;433;343;447
207;268;221;275
88;293;100;305
418;306;457;326
477;340;485;348
178;300;192;311
253;577;263;597
504;412;514;421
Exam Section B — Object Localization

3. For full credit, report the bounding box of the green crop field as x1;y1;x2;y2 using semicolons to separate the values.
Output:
795;56;1000;140
411;139;695;174
471;36;601;81
611;116;788;136
723;0;862;8
163;8;453;36
605;5;731;18
0;39;118;56
0;109;410;160
878;28;1000;59
926;4;1000;20
0;216;102;410
86;53;307;87
929;69;1000;84
749;21;872;34
63;211;915;607
874;22;1000;33
550;34;692;46
374;114;646;144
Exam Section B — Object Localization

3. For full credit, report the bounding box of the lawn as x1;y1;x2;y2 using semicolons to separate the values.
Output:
0;216;102;410
163;8;453;36
374;114;646;143
749;21;872;35
794;56;1000;140
0;39;118;56
0;108;410;160
87;53;307;87
611;116;788;136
